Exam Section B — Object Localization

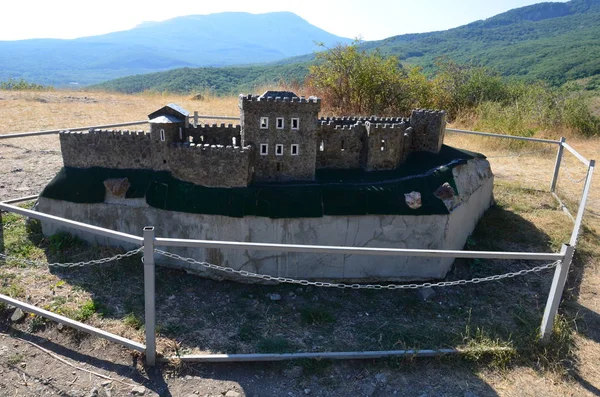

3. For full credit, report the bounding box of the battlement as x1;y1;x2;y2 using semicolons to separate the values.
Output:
171;142;251;152
240;93;321;104
364;121;410;131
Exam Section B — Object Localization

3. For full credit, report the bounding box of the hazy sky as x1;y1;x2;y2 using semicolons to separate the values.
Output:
0;0;569;41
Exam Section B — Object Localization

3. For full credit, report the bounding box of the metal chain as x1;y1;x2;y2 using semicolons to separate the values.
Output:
154;249;559;290
485;147;553;159
0;247;143;268
561;162;588;184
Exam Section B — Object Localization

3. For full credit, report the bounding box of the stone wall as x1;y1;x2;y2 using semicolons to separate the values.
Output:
240;94;321;182
59;129;154;169
316;119;366;169
364;121;411;171
186;124;241;146
409;109;446;153
168;143;252;188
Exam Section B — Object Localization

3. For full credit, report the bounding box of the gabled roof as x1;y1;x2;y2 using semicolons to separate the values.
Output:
148;103;190;122
149;114;183;124
260;91;299;99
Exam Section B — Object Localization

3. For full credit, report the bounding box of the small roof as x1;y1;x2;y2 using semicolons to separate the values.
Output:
149;114;183;124
148;103;190;121
260;91;299;99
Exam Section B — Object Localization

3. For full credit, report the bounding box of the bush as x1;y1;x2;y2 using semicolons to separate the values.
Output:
307;41;430;115
0;78;53;91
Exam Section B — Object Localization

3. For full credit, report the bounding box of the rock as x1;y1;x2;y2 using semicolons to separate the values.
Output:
304;389;311;395
404;191;422;209
375;373;388;385
434;182;455;200
268;293;282;301
283;366;303;378
362;382;376;396
131;385;146;395
225;391;241;397
88;387;99;397
101;381;112;387
57;323;65;331
418;287;436;301
103;178;130;197
10;308;26;322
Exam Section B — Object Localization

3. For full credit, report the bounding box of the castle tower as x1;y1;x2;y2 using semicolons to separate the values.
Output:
240;91;321;183
148;103;189;170
409;109;446;153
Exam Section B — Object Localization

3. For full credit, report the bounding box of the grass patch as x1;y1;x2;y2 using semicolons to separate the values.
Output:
7;353;24;366
123;312;144;330
299;307;336;325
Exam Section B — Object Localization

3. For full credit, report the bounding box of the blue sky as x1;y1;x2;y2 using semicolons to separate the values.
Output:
0;0;569;41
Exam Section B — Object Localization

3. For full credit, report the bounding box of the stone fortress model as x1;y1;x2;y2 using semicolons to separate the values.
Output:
40;90;495;282
59;91;446;187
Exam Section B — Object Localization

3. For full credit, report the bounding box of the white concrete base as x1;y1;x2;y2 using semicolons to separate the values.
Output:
36;158;494;282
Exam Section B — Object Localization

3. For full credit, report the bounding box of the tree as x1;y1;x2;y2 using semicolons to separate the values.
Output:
307;41;427;115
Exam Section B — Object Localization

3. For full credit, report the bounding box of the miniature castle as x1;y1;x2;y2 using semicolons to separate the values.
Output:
59;91;447;187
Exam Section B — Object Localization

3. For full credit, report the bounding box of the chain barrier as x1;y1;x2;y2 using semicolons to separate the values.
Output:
154;249;559;290
561;162;588;184
0;247;143;268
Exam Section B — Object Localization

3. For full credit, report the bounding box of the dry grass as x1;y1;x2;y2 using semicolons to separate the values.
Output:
1;88;600;396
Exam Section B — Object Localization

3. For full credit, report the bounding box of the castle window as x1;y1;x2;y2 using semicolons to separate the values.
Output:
291;118;299;130
275;144;284;156
381;139;386;151
260;144;268;155
319;140;324;152
341;139;345;151
291;144;299;155
179;127;183;140
232;137;237;146
260;117;269;129
160;129;165;142
276;117;284;129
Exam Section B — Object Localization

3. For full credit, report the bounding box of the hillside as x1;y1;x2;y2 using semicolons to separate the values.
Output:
0;12;350;86
362;0;600;84
93;0;600;94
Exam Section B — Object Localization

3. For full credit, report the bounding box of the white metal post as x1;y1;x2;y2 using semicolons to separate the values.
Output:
143;227;156;366
540;244;575;341
550;137;566;192
570;160;595;247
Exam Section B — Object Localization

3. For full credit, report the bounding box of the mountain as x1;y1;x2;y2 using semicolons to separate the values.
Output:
0;12;351;86
94;0;600;95
361;0;600;84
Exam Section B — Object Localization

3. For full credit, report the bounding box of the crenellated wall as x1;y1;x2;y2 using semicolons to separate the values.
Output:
364;121;411;171
316;119;366;169
168;143;252;188
59;129;154;169
186;123;241;146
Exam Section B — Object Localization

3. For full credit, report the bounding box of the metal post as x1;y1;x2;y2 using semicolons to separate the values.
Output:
550;137;566;192
143;226;156;366
570;160;595;247
540;244;575;341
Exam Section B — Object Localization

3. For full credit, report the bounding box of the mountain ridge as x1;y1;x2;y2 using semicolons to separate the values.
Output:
0;12;351;86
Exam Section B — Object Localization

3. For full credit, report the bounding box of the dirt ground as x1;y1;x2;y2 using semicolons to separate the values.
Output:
1;90;600;396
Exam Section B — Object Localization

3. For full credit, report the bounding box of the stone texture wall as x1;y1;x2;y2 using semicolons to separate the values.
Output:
59;129;154;169
186;124;241;146
168;143;252;188
316;119;365;169
409;109;446;153
364;121;411;171
240;94;321;182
